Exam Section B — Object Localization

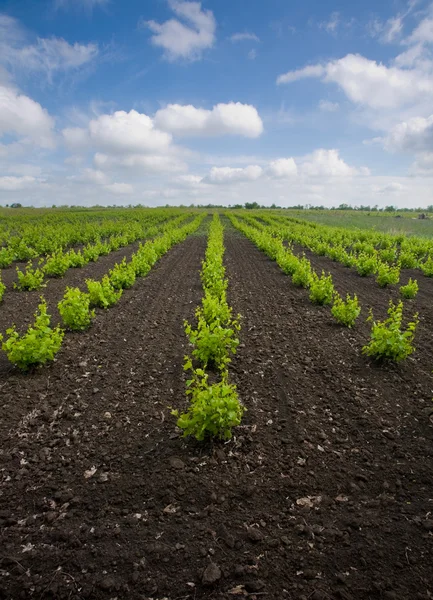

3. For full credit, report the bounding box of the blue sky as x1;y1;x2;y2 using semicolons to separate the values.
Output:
1;0;433;207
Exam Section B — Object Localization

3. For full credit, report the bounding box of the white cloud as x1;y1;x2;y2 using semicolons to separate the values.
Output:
277;64;325;85
268;158;298;178
206;165;263;184
384;114;433;152
277;54;433;109
248;49;257;60
369;15;404;43
88;110;172;154
154;102;263;138
62;126;90;151
75;168;110;185
0;15;98;82
299;149;360;177
230;32;260;43
143;1;216;61
0;175;40;191
0;85;55;148
104;182;134;195
5;163;42;176
94;152;187;173
407;15;433;44
374;182;404;193
382;16;404;43
203;150;363;185
319;99;339;112
319;12;340;34
410;151;433;175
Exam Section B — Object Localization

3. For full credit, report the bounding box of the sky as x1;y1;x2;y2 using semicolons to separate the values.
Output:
1;0;433;208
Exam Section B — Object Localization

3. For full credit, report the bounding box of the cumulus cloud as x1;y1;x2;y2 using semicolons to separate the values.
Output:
88;110;172;154
383;115;433;152
0;175;41;191
299;149;360;177
62;126;90;152
0;84;55;148
410;151;433;175
206;165;263;184
142;1;216;61
154;102;263;138
203;150;364;186
268;158;298;178
277;54;433;109
0;14;98;82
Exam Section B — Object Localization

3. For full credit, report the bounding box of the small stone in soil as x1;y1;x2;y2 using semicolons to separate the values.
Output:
169;457;185;470
202;562;222;585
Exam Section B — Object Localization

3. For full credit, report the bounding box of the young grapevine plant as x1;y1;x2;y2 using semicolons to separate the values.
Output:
0;298;64;370
399;278;419;299
309;271;334;305
86;275;123;308
58;287;95;331
362;300;418;362
331;293;361;328
173;365;244;441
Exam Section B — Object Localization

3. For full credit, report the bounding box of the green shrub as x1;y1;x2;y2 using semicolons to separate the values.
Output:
309;271;334;305
185;312;240;371
43;251;71;278
67;249;88;268
13;241;37;261
375;263;400;287
86;275;123;308
331;293;361;328
58;287;95;331
276;249;299;275
0;273;5;302
291;257;313;288
356;253;377;276
108;258;136;289
0;298;64;370
83;244;100;262
399;251;418;269
420;256;433;277
15;262;45;290
173;367;244;441
201;289;231;325
362;300;418;362
0;247;14;268
131;252;151;277
399;278;419;299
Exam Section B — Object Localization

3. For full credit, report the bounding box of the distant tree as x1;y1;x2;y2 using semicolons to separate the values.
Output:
10;203;22;208
245;201;260;210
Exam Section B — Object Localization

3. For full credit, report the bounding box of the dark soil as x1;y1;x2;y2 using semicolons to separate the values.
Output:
0;231;432;600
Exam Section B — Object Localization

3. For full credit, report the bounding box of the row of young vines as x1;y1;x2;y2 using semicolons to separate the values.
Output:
228;214;419;363
0;215;204;371
0;213;189;294
173;214;245;440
